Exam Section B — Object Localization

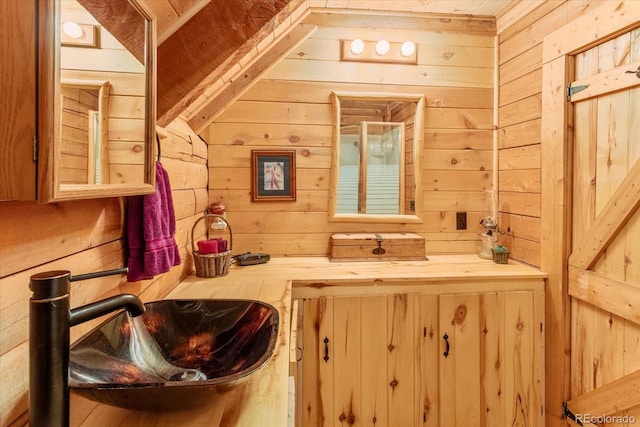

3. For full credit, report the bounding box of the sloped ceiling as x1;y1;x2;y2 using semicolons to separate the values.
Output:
154;0;294;123
144;0;515;130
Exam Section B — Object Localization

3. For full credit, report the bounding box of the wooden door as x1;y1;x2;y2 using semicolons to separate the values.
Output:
566;27;640;424
438;291;543;427
300;295;419;427
0;0;37;200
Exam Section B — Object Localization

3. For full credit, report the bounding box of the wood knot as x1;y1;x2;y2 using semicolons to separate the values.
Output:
232;139;245;145
388;343;395;352
454;304;467;324
289;135;300;143
263;133;270;139
516;321;524;332
132;144;143;153
450;158;458;165
442;52;455;60
301;149;311;157
389;378;399;390
340;412;356;424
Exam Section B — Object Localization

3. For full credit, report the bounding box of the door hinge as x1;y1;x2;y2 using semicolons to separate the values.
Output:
567;83;589;101
562;401;583;426
32;134;37;162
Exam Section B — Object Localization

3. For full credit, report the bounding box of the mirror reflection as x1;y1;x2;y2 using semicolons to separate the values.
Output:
338;121;404;214
59;81;110;184
330;93;425;223
53;0;154;199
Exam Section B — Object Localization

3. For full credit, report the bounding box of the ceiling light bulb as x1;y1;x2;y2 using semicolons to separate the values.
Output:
350;39;365;55
375;39;390;55
400;41;416;57
62;21;84;39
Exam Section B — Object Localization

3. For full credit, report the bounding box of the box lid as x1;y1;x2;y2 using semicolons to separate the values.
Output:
330;233;424;246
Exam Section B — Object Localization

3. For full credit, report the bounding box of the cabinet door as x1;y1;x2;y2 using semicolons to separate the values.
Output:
0;0;37;200
438;291;544;427
301;295;421;427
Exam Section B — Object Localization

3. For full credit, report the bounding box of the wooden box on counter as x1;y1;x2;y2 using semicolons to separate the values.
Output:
329;233;426;261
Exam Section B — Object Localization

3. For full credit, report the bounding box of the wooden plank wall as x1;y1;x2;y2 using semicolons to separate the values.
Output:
206;14;496;256
59;86;96;184
391;102;417;214
0;117;208;426
497;0;608;267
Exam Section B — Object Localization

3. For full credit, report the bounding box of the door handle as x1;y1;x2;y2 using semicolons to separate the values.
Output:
443;333;450;358
323;337;330;362
625;66;640;78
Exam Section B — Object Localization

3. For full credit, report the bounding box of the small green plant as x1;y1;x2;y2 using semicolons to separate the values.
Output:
492;244;509;253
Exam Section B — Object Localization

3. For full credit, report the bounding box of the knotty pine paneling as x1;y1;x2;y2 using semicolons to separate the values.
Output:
207;19;496;256
497;1;601;267
0;118;206;426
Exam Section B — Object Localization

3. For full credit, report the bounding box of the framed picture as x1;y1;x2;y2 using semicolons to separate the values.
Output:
251;150;296;202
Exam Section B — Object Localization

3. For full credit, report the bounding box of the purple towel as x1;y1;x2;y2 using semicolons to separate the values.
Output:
127;162;181;282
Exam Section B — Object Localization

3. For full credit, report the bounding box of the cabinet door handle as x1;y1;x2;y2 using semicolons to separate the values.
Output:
323;336;330;362
443;333;450;358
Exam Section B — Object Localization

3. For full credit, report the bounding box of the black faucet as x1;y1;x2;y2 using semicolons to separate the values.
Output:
29;269;145;427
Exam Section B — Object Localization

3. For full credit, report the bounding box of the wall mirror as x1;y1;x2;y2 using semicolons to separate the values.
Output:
39;0;156;202
329;92;425;223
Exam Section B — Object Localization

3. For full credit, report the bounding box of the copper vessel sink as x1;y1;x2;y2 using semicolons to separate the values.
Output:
69;299;278;411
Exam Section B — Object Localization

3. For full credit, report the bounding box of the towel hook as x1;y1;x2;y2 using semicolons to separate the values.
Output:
155;132;162;162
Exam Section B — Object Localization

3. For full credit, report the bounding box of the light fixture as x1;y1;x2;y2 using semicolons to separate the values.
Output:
341;39;417;64
400;41;416;57
350;39;365;55
375;39;390;56
60;22;100;48
62;21;84;39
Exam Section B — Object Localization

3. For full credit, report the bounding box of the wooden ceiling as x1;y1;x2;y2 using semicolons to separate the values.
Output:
140;0;515;130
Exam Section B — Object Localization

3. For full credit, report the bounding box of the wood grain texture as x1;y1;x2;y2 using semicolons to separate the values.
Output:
157;0;295;122
568;28;640;424
0;0;37;200
76;0;146;63
537;5;640;427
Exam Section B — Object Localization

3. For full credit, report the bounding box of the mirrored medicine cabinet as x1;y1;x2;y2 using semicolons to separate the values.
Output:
38;0;156;202
329;92;425;223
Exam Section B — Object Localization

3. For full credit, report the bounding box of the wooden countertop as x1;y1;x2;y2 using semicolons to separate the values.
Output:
70;255;545;426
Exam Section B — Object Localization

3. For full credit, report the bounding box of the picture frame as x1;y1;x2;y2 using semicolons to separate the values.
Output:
251;150;296;202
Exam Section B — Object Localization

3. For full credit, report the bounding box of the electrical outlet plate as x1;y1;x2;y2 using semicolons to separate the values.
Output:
456;212;467;230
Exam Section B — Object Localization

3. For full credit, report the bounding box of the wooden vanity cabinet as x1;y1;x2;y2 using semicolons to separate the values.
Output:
297;289;544;427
